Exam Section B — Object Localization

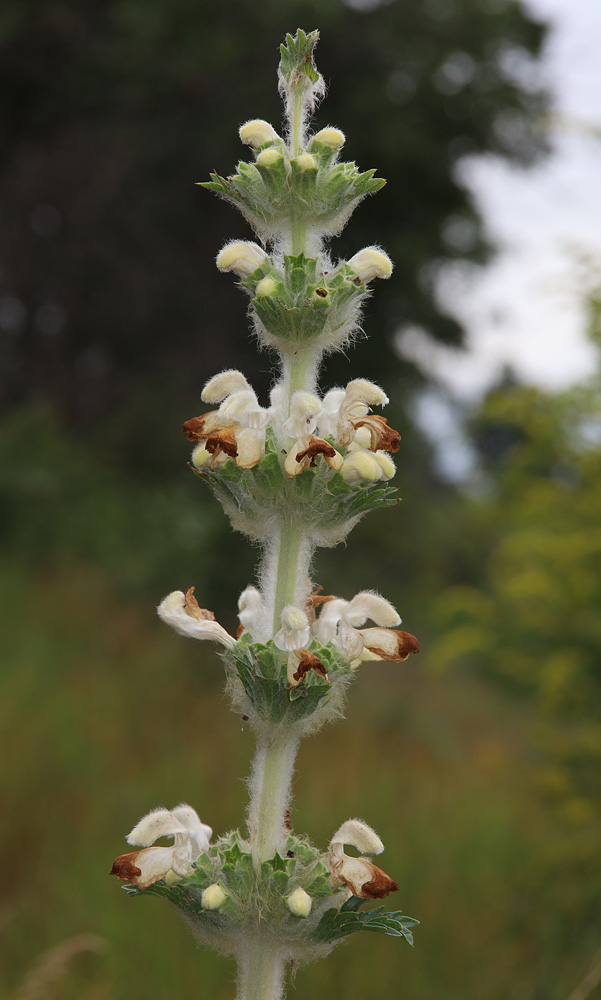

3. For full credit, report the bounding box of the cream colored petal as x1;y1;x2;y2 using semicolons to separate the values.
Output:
341;450;382;483
134;846;176;888
234;427;262;469
314;598;348;644
374;451;396;479
282;391;322;438
171;804;212;858
127;809;187;847
345;592;401;629
330;818;384;854
157;592;236;647
201;370;251;403
338;622;364;664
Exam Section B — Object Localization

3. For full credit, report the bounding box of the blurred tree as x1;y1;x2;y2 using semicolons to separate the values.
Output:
0;0;548;469
431;271;601;866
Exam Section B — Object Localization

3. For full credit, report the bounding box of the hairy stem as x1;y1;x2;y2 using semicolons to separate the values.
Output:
236;935;286;1000
247;727;300;863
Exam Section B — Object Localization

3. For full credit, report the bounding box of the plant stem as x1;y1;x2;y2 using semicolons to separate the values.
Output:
290;89;303;156
247;727;300;863
272;522;302;633
236;935;286;1000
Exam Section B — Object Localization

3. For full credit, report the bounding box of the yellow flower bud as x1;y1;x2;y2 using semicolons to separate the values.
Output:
348;247;393;282
313;127;345;150
295;153;317;171
287;887;312;918
239;119;279;148
256;148;282;168
191;444;211;469
201;883;226;910
374;452;396;480
342;451;382;483
256;277;278;297
216;241;267;278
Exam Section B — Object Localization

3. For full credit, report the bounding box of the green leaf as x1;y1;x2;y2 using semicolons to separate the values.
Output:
279;29;321;89
311;897;419;945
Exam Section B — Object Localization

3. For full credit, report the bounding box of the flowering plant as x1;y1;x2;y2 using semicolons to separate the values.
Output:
111;29;419;1000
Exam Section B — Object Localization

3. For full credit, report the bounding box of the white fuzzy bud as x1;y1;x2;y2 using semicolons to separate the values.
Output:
287;887;312;917
348;247;393;282
216;242;267;278
239;119;279;148
313;127;345;150
202;884;226;910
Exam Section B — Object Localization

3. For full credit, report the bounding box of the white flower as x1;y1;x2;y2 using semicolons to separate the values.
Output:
274;605;310;652
316;388;345;440
158;589;236;648
216;241;267;278
282;391;322;439
111;804;212;890
239;119;279;148
238;585;263;636
328;818;398;899
315;590;418;667
287;887;312;917
347;247;393;282
284;435;343;478
184;372;269;470
337;379;389;447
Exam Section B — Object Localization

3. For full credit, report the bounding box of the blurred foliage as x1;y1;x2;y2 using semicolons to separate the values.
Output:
0;0;548;467
1;560;600;1000
431;275;601;861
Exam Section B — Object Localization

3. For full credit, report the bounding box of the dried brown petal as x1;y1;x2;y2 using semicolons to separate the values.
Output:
110;853;142;882
361;628;419;662
205;428;238;460
291;650;329;686
354;414;401;453
305;586;335;623
182;411;221;442
359;865;400;899
295;436;338;468
183;587;215;622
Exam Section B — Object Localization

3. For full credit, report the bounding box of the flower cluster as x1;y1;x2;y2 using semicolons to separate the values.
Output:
111;807;398;909
158;583;418;688
183;371;400;487
111;804;212;890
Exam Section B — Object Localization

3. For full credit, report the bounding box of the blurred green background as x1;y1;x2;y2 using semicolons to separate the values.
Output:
2;1;600;998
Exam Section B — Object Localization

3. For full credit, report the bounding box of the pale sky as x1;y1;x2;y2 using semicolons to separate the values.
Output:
397;0;601;403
